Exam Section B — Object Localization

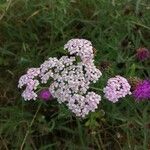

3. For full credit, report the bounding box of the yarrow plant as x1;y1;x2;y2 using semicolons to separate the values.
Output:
64;39;94;64
18;68;40;100
18;38;149;118
103;76;131;103
18;39;102;118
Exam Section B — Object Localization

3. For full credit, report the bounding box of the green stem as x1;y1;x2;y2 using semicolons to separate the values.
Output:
90;87;103;92
20;103;42;150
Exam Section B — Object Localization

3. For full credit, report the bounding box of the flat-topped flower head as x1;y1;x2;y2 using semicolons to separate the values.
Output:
18;38;102;118
64;38;94;63
133;80;150;101
67;92;101;118
136;47;150;61
18;68;40;100
49;60;102;104
103;76;131;103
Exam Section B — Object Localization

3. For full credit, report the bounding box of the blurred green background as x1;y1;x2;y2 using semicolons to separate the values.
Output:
0;0;150;149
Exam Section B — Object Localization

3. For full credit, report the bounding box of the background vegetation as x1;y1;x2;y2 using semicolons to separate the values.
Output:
0;0;150;149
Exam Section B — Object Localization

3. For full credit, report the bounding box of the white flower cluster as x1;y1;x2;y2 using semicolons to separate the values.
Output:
103;75;131;103
48;60;101;102
67;92;101;118
64;38;94;64
18;68;40;100
40;56;76;84
18;39;102;118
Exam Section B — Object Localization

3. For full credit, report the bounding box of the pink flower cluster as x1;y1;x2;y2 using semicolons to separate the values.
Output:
18;68;40;100
18;39;102;118
103;76;131;103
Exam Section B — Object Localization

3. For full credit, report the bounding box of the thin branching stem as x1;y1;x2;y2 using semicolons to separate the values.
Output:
20;103;42;150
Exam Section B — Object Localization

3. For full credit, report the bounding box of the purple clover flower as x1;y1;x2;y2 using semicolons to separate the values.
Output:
38;89;53;101
136;47;150;61
133;80;150;101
